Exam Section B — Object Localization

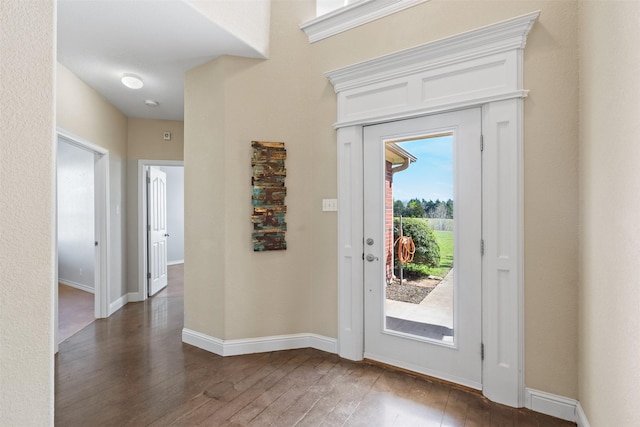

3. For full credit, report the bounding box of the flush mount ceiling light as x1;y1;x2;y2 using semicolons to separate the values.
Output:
144;99;159;107
121;73;143;89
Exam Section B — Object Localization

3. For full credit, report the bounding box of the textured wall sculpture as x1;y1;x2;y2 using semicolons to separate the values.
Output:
251;141;287;251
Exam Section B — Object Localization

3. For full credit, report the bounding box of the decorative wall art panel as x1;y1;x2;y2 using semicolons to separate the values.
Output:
251;141;287;251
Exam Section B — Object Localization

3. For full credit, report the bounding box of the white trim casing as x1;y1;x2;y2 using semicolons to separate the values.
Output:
326;11;539;128
127;291;145;303
576;402;591;427
301;0;429;43
481;99;525;406
182;329;338;357
326;11;539;407
336;125;364;361
525;388;589;425
108;294;128;316
94;149;110;319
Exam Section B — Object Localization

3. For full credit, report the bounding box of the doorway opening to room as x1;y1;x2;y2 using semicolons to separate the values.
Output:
56;131;110;348
138;160;184;300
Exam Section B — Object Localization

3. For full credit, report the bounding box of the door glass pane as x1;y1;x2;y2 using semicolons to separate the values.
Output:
384;134;454;344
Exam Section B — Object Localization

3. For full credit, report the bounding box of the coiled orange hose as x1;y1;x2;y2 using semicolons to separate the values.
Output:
394;236;415;265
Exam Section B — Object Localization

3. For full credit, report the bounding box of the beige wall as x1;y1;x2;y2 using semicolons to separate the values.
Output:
185;59;228;337
0;1;55;424
520;2;579;398
9;0;640;422
578;1;640;425
57;63;129;304
126;118;184;295
57;65;128;157
184;0;579;398
127;118;184;160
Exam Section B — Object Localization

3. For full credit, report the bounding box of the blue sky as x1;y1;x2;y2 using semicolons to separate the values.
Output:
392;135;453;202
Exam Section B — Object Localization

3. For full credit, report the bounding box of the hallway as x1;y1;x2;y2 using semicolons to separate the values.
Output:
55;265;573;426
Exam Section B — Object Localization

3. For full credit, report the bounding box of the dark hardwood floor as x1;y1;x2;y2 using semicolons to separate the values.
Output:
55;265;575;426
58;283;94;344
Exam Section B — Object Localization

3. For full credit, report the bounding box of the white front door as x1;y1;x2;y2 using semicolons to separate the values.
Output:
363;108;483;389
148;166;168;296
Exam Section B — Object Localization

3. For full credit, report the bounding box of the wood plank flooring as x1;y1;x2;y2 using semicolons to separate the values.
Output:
55;265;575;426
58;283;94;344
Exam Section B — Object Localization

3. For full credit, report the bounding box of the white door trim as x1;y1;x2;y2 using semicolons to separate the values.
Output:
55;128;110;326
326;11;539;407
136;159;184;301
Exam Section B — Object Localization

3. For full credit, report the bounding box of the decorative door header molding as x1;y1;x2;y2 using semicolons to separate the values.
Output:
326;10;540;128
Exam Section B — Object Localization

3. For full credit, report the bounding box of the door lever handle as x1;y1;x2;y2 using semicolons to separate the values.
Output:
366;254;378;262
164;233;170;237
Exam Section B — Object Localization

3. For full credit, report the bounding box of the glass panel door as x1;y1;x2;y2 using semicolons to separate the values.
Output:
363;108;483;389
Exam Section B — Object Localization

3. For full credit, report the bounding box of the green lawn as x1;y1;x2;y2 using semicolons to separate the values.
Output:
403;230;453;278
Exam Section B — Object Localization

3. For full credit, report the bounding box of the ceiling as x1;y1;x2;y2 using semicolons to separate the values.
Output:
57;0;265;121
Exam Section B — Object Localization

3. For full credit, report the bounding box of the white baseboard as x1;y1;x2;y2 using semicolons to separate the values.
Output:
182;328;338;357
167;260;184;266
58;279;95;294
308;334;338;354
525;388;585;424
127;291;145;303
108;294;128;316
576;401;591;427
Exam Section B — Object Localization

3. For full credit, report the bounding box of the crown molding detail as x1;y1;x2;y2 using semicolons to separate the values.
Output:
326;10;540;94
325;10;540;128
300;0;429;43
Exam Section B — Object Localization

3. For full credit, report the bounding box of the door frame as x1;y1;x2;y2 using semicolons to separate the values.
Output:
55;128;110;351
326;11;539;407
136;159;184;300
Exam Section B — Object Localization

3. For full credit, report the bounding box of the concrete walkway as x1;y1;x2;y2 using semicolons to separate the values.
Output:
385;269;453;329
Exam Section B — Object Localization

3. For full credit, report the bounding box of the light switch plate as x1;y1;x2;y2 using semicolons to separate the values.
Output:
322;198;338;212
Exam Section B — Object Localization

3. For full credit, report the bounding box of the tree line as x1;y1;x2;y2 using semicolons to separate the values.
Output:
393;198;453;219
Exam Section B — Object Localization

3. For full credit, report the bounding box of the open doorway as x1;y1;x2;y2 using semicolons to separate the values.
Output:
159;166;184;268
57;138;95;342
56;131;109;349
137;160;184;299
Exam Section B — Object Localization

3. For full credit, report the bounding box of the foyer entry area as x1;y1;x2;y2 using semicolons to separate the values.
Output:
55;266;572;426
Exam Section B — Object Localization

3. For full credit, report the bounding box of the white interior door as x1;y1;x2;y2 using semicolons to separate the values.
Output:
148;166;168;296
363;108;483;389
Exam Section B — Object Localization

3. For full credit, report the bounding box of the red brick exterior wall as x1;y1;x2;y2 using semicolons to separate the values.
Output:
385;161;394;283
